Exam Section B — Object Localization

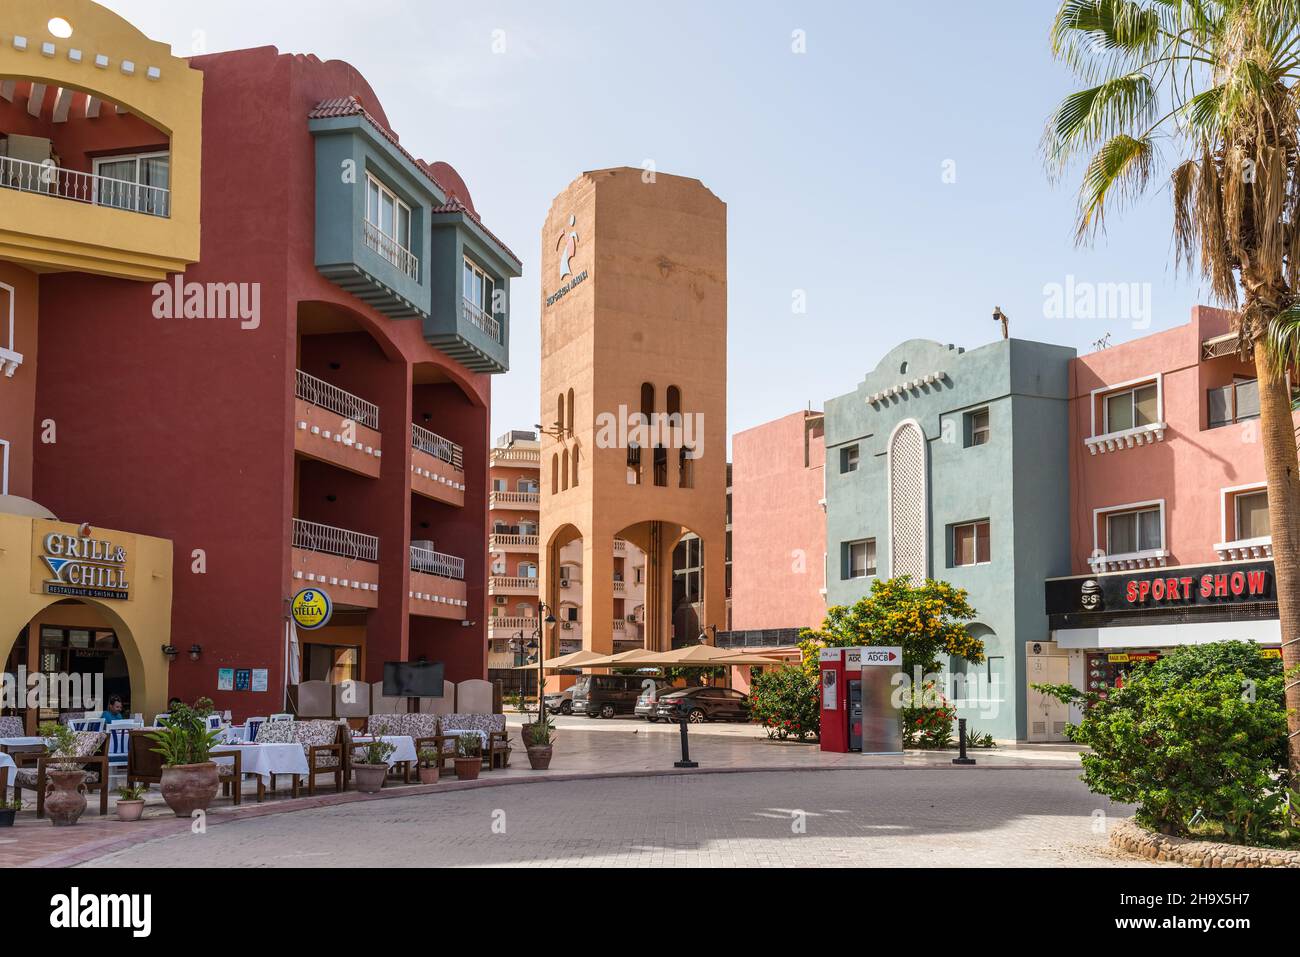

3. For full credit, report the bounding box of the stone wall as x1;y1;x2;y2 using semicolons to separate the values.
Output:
1110;818;1300;868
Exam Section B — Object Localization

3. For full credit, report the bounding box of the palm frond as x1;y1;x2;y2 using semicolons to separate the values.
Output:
1264;301;1300;372
1045;73;1158;170
1076;133;1157;241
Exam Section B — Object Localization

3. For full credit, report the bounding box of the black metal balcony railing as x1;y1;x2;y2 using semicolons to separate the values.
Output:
411;423;464;470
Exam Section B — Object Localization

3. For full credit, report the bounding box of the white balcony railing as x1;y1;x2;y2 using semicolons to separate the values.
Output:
462;298;502;343
1084;422;1167;456
1214;536;1272;561
490;617;540;632
489;533;540;549
410;545;465;580
490;490;539;506
411;423;463;470
295;369;379;430
490;576;539;591
292;518;379;562
0;155;170;217
362;219;419;281
491;447;540;464
1087;548;1169;573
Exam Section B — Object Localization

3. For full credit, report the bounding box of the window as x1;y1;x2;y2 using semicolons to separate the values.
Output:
1208;378;1260;428
666;385;681;420
364;174;414;275
844;539;876;579
492;479;507;493
627;442;641;485
551;454;559;495
653;445;668;487
1104;382;1158;433
840;444;860;473
93;151;170;216
679;446;694;488
952;521;991;566
463;257;495;317
519;478;538;494
1236;490;1270;540
1105;506;1162;554
519;562;537;579
0;438;8;495
965;408;990;447
564;606;579;622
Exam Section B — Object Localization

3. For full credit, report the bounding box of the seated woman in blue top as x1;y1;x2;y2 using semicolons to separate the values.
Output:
99;694;127;725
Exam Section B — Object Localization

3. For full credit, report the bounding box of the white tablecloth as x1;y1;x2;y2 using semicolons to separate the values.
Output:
352;735;417;768
211;743;308;782
0;737;46;749
441;728;489;751
219;725;250;743
0;752;17;788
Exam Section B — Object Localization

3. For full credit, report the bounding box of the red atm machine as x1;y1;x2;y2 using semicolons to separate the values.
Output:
819;647;863;753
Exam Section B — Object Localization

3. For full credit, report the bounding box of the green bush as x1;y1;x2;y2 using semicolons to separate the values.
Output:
1038;642;1289;842
749;666;819;741
899;680;956;749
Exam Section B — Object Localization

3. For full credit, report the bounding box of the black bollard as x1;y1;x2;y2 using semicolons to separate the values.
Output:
952;717;976;765
674;715;698;768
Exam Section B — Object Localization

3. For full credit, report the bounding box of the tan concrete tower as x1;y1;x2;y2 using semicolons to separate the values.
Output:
539;168;727;658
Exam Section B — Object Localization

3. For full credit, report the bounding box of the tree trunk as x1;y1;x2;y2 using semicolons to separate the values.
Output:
1253;354;1300;775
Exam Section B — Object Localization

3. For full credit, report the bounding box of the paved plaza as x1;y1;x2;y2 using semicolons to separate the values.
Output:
78;765;1145;868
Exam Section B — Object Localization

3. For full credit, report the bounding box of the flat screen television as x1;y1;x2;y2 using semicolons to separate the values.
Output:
382;660;445;698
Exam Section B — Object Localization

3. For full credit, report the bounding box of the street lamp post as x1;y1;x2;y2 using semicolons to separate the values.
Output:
537;601;557;723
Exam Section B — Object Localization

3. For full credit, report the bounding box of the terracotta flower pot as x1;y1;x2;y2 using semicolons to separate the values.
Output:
116;799;146;822
526;745;553;771
45;768;88;827
453;756;480;780
417;766;440;785
352;762;388;794
159;762;219;818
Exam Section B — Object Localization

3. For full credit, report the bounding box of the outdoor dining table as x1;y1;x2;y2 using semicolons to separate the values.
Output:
210;742;309;802
351;734;417;768
0;751;17;792
0;737;47;751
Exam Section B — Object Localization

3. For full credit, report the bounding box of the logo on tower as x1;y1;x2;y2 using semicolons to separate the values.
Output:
546;213;590;308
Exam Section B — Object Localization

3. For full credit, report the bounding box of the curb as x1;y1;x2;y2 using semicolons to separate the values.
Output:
1109;818;1300;868
29;761;1082;868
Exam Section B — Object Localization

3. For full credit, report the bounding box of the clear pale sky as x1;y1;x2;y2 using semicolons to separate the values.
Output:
102;0;1207;447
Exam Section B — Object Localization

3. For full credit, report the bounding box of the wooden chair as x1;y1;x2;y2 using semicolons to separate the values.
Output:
14;732;110;818
207;747;244;805
289;720;345;796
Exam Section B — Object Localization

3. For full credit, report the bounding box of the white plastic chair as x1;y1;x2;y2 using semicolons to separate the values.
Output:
205;714;224;731
244;716;267;742
269;713;293;722
70;717;105;732
107;720;141;768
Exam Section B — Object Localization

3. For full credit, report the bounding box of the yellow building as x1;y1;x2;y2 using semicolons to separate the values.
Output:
538;169;728;661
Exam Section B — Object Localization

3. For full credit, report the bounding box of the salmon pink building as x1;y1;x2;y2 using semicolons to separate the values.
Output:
1044;306;1281;725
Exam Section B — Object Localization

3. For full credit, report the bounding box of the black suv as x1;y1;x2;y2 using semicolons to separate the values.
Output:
654;687;752;723
571;674;647;718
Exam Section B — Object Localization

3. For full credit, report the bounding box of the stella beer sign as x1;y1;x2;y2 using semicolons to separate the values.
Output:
31;521;135;601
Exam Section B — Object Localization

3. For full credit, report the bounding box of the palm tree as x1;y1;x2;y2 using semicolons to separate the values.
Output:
1044;0;1300;773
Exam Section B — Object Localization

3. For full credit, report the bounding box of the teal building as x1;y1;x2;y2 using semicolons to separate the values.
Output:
823;337;1076;741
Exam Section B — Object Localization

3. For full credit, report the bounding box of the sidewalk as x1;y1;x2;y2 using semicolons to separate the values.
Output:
1;723;1085;867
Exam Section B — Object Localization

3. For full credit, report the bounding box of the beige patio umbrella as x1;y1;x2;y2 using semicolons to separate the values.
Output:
573;649;671;668
712;652;788;666
511;649;606;670
646;644;755;665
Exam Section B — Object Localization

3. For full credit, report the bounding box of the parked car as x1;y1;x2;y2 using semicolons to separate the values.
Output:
654;687;752;723
634;680;682;721
571;674;648;718
543;686;575;715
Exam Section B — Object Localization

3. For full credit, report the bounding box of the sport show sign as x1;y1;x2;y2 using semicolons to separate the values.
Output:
1045;558;1274;618
30;521;134;601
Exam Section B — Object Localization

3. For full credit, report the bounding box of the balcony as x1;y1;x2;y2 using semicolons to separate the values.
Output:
490;616;540;636
408;544;468;619
294;370;382;479
290;518;380;608
410;423;465;506
0;4;203;280
491;446;540;466
1087;548;1169;574
489;490;539;510
1084;421;1167;456
1214;536;1272;561
309;97;520;375
489;576;539;596
489;533;540;552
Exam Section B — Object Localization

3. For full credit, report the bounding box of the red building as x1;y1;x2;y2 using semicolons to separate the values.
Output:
3;5;519;720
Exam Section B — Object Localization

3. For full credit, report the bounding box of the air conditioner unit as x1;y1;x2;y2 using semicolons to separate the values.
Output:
560;579;570;588
494;596;507;605
561;622;573;630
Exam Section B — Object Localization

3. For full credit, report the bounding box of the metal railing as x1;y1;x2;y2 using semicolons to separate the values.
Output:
292;518;379;562
462;298;502;343
295;369;379;430
0;155;170;217
410;545;464;580
411;423;463;469
362;219;419;281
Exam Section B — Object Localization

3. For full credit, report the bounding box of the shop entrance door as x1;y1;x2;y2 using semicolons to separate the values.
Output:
1025;647;1069;742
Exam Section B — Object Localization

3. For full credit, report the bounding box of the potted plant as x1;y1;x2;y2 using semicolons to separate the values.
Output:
453;733;482;780
352;735;395;794
38;721;89;827
115;783;148;822
146;697;222;817
525;715;556;771
0;797;21;827
416;748;440;785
